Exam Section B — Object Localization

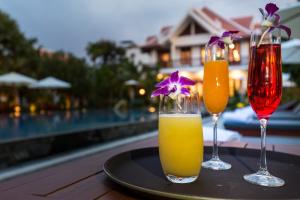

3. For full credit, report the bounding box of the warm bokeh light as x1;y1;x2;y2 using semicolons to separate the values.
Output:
196;83;203;97
65;97;71;110
236;102;245;108
139;88;146;96
14;105;21;113
235;79;241;91
13;111;21;118
196;70;204;80
13;105;21;118
29;104;36;113
200;47;205;64
189;84;203;97
230;70;245;80
161;53;170;62
179;71;192;79
229;43;235;49
156;73;163;80
148;106;156;113
233;49;240;62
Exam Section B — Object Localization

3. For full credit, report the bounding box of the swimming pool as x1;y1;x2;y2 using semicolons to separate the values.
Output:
0;109;157;142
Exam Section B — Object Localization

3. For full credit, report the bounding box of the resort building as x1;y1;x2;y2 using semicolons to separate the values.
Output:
126;7;258;97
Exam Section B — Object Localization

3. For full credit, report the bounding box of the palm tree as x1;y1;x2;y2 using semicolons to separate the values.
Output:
86;40;124;66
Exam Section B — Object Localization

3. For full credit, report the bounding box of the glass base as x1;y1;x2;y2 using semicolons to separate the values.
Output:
202;158;231;170
244;170;285;187
166;174;198;184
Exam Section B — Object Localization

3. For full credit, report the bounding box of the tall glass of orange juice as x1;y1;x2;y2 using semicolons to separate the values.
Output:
159;94;203;183
202;44;232;170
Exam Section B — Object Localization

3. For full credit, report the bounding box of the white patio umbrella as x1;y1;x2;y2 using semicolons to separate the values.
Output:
125;79;139;102
0;72;37;106
30;76;71;89
282;39;300;64
0;72;37;86
125;79;139;86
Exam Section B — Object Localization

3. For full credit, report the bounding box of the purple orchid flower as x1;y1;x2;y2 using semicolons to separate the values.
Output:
207;36;224;49
207;31;240;49
151;71;195;98
260;3;291;38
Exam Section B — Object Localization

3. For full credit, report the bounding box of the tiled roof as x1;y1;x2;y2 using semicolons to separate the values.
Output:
145;35;158;46
160;26;173;36
253;22;261;29
142;7;253;48
142;27;173;48
231;16;253;29
200;7;250;36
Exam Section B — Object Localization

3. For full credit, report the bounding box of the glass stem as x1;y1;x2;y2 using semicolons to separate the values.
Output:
259;118;268;172
212;114;219;160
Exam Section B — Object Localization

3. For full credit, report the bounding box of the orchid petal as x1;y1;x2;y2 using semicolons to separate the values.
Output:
265;3;279;16
221;31;231;37
170;71;179;83
180;88;191;96
218;41;225;49
208;31;239;49
222;30;239;37
208;36;220;46
151;71;196;98
179;76;195;86
273;13;280;25
260;3;291;39
151;86;170;97
277;24;291;38
265;13;280;27
155;78;170;88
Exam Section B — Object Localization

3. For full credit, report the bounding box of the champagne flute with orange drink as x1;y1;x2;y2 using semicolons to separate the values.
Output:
202;31;239;170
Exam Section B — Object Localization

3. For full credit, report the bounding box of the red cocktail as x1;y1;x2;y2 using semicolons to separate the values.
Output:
248;44;282;120
244;32;285;187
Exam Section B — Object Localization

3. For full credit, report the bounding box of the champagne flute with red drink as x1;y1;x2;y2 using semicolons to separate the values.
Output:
243;30;285;187
243;2;291;187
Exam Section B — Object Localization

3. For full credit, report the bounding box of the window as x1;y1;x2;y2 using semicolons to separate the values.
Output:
159;52;170;67
180;47;191;65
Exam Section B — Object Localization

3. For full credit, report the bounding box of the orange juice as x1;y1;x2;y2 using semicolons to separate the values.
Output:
203;60;229;114
158;114;203;177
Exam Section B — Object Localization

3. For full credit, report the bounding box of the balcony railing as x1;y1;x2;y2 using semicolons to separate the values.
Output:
158;56;248;68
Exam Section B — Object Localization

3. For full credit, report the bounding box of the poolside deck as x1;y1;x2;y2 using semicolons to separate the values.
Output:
0;136;299;200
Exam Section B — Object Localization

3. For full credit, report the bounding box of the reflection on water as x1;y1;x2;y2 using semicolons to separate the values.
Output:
0;109;157;142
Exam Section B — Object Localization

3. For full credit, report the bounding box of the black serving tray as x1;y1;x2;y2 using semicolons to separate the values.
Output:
104;147;300;199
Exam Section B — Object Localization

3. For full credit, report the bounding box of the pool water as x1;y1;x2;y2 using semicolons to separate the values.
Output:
0;109;157;142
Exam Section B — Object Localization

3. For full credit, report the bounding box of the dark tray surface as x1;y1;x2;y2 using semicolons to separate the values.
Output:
104;147;300;199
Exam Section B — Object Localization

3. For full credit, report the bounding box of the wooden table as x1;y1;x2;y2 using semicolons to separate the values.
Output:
0;137;299;200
